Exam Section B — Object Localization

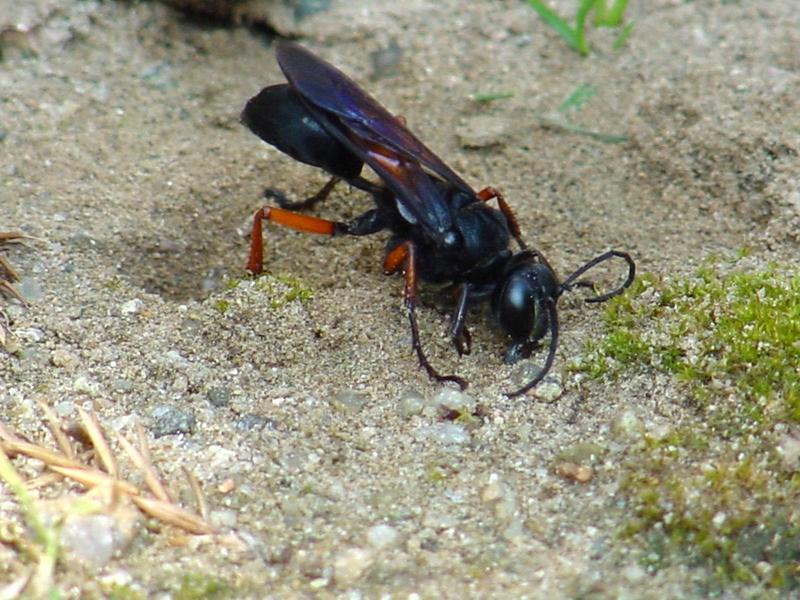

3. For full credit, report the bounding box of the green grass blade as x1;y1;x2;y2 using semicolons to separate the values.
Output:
525;0;582;54
574;0;595;55
537;112;628;143
0;447;61;597
558;82;597;112
613;21;635;50
605;0;629;26
469;91;515;103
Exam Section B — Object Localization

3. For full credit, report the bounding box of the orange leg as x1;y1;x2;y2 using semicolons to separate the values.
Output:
248;205;385;274
476;186;526;250
475;187;561;276
385;242;467;389
248;206;339;274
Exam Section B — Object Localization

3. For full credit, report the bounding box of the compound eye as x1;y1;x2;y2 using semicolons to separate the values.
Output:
498;276;536;340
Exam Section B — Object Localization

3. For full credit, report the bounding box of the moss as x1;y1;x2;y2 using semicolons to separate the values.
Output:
580;262;799;425
580;259;800;590
425;463;449;483
108;584;146;600
620;433;800;590
212;299;230;314
255;274;314;309
174;573;233;600
225;277;242;290
103;276;125;291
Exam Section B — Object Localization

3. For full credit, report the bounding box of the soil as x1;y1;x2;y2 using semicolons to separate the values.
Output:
1;0;798;597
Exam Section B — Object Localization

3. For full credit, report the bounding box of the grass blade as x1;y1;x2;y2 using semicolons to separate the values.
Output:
525;0;581;54
613;21;635;50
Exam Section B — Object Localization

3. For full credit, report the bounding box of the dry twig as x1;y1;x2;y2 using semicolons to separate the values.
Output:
0;404;215;535
1;231;32;348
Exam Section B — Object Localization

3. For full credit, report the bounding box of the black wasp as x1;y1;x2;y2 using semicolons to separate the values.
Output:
241;42;635;396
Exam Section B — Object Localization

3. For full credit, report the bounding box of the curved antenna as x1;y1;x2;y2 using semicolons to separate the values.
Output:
506;298;559;397
559;250;635;303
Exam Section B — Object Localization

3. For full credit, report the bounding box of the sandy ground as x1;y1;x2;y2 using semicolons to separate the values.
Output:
1;0;799;597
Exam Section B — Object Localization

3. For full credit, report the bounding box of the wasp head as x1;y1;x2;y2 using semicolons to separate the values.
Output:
492;252;559;365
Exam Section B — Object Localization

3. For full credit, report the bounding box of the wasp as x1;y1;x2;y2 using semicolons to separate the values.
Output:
241;42;635;396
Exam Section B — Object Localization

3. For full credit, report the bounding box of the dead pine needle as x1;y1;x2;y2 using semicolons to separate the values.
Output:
1;404;215;537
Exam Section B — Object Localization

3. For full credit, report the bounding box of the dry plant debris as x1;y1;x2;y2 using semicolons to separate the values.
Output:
0;232;29;348
0;402;216;596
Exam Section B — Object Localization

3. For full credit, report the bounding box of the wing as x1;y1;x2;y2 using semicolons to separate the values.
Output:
274;42;475;239
276;42;473;193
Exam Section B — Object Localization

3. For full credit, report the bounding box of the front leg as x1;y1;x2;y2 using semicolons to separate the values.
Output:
383;242;467;390
448;283;473;356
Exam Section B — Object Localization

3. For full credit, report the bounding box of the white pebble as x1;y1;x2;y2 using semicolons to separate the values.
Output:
120;298;144;315
415;423;469;445
434;388;475;412
532;375;563;402
209;509;238;529
333;547;373;584
366;524;399;549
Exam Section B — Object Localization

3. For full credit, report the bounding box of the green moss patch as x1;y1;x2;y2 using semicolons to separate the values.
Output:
581;263;799;425
578;260;800;590
255;274;314;309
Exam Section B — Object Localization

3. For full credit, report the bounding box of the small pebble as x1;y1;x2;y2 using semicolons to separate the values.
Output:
556;442;604;465
554;462;593;483
333;547;373;585
162;349;189;369
235;413;269;431
366;524;400;550
113;378;134;392
611;408;644;439
309;578;328;590
415;423;469;445
421;512;457;530
502;518;527;544
481;473;518;522
218;478;235;494
73;375;100;397
397;389;425;417
207;386;231;407
330;390;368;412
532;375;563;402
51;348;79;369
209;509;238;529
15;327;45;343
53;401;75;417
60;511;138;569
18;278;43;302
622;563;647;583
208;445;237;470
433;388;475;413
110;414;137;432
120;298;144;315
511;361;564;402
370;40;403;79
456;114;510;148
150;405;196;437
776;430;800;471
